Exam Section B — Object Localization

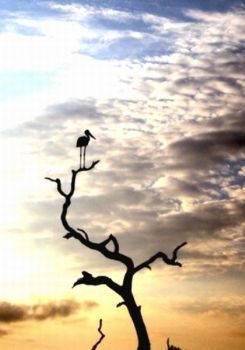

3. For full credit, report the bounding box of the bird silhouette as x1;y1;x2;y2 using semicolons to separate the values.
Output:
76;130;96;168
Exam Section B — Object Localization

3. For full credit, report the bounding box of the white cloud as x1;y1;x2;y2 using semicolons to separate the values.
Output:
0;3;244;303
47;1;136;22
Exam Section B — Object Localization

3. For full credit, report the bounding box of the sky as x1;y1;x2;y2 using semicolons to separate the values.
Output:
0;0;244;349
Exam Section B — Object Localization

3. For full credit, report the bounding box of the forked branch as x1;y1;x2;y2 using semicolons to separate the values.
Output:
44;177;66;197
46;163;187;291
134;242;187;274
45;164;134;274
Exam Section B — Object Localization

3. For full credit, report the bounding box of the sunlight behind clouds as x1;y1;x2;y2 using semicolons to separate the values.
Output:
0;234;74;301
0;1;244;349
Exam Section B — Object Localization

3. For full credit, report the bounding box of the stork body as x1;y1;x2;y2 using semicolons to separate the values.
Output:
76;130;96;168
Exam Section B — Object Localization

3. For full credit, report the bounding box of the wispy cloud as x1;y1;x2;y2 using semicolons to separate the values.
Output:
0;299;98;338
173;297;245;318
0;299;97;324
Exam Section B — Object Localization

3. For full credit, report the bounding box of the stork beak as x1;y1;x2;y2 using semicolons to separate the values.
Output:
89;131;96;139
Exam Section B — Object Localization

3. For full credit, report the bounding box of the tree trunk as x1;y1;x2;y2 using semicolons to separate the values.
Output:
124;292;151;350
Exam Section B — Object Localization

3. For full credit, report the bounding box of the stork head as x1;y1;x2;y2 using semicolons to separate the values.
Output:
85;129;96;139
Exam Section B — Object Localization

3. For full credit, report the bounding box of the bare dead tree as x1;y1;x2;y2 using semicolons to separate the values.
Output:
45;158;187;350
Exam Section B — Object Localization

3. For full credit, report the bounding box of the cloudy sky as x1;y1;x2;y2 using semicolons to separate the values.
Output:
0;0;244;349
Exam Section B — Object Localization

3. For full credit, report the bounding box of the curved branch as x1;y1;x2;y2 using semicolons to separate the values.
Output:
72;271;122;295
110;234;119;253
77;228;89;241
44;177;66;197
91;319;105;350
84;160;100;171
102;234;119;253
134;242;187;274
172;242;187;261
46;165;134;272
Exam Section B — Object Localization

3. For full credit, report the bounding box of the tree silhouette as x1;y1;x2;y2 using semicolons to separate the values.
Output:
45;142;187;350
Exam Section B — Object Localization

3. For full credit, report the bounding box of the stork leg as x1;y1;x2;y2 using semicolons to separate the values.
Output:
79;147;82;169
83;146;86;169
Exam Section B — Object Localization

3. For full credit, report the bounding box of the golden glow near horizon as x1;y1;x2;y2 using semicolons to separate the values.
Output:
0;1;244;349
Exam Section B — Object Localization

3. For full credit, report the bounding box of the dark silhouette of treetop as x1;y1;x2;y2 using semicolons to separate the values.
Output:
45;131;187;350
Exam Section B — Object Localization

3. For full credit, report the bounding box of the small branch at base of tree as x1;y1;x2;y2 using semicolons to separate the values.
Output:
91;319;105;350
167;337;182;350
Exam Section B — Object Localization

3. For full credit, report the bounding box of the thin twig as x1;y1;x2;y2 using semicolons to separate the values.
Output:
44;177;66;197
116;301;126;308
91;319;105;350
